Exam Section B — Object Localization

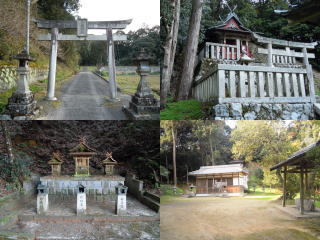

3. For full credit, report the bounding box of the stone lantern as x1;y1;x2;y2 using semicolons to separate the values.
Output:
69;137;96;176
48;152;63;176
76;183;86;215
123;48;159;120
102;152;117;175
37;183;49;214
115;183;128;215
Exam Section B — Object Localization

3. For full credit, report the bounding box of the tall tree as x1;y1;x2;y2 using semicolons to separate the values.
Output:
176;0;203;100
160;0;181;107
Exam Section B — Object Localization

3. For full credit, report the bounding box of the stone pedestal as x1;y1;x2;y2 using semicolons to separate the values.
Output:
37;193;48;215
6;51;37;120
77;192;86;215
123;49;159;120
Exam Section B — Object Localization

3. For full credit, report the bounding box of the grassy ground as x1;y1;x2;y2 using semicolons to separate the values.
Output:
100;70;160;97
160;99;207;120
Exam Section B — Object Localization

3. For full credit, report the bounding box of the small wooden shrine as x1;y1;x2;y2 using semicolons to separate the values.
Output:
103;152;117;175
48;152;63;176
69;137;96;176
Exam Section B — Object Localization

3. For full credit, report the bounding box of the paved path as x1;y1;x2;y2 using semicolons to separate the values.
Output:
41;69;130;120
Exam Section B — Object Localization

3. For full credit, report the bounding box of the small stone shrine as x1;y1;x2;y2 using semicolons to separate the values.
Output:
37;184;49;215
124;49;160;120
115;183;128;215
48;152;63;176
103;152;117;175
76;184;86;215
69;137;96;176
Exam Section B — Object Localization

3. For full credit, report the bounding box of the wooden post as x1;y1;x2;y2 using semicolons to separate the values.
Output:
283;166;287;207
300;165;304;215
267;42;273;67
47;27;59;101
305;171;308;197
303;47;309;66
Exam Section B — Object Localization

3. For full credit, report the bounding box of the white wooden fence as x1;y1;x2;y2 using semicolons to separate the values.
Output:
199;42;240;61
193;64;315;104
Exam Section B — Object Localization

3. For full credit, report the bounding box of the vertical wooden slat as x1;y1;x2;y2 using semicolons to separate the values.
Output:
239;71;247;98
229;70;236;97
211;45;214;59
257;72;265;97
236;39;241;60
291;73;299;97
266;72;274;97
217;69;225;98
292;57;296;64
283;73;291;97
248;71;256;97
205;43;209;58
217;46;221;60
226;47;230;60
307;65;315;100
298;73;306;97
275;72;283;97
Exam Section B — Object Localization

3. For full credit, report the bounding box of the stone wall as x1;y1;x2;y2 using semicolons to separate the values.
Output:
213;103;314;120
40;176;124;195
125;174;160;212
0;66;49;92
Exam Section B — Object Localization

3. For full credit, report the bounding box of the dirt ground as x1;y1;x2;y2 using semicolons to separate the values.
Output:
160;197;320;240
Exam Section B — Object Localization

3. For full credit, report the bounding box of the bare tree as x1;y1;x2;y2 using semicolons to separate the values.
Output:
160;0;181;108
176;0;203;100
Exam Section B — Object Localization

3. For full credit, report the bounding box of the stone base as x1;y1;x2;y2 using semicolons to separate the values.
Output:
6;92;37;119
213;103;314;120
123;95;159;120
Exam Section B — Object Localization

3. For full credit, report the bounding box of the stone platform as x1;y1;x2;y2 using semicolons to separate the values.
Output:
40;175;124;195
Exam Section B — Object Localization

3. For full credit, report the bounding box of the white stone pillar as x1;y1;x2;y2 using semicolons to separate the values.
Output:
16;66;31;94
236;39;240;60
107;28;118;100
77;192;86;215
267;42;273;67
47;27;59;101
37;193;49;214
115;184;128;215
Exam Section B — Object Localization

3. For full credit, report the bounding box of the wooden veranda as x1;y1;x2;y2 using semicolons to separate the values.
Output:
270;140;320;215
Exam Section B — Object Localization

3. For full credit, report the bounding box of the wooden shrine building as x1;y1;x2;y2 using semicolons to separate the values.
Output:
103;152;117;175
69;138;96;176
48;152;63;176
271;140;320;215
193;10;318;120
189;161;248;196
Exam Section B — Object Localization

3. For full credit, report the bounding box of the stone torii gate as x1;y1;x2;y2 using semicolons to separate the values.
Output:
34;18;132;101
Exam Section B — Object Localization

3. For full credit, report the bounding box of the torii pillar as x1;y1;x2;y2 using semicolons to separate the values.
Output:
107;28;118;100
47;27;58;101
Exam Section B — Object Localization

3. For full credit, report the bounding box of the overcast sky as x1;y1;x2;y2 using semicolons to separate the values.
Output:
78;0;160;34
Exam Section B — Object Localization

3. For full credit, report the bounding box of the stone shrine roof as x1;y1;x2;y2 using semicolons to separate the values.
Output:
69;137;96;155
48;152;63;165
189;163;248;176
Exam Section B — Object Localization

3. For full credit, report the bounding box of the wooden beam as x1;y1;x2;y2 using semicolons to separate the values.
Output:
300;164;304;215
283;166;287;207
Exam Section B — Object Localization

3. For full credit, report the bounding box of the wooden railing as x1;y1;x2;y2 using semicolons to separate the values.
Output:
196;185;244;194
193;64;315;104
201;42;240;61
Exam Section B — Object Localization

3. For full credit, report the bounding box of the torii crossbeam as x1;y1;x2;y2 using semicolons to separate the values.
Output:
34;18;132;101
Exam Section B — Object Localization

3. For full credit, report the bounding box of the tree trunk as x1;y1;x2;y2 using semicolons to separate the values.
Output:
160;0;181;108
1;121;14;163
176;0;203;100
171;121;177;193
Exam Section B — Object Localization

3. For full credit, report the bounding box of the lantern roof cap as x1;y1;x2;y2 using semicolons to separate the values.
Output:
135;48;153;61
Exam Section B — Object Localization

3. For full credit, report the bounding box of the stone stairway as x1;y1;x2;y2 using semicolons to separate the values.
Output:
141;191;160;212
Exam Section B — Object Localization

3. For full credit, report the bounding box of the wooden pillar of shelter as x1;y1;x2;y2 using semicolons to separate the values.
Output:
282;166;287;207
300;164;305;215
305;171;309;196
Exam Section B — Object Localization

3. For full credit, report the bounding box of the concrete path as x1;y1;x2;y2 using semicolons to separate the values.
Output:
41;69;130;120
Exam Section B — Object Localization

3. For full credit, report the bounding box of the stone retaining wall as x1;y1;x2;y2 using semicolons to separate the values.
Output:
40;177;124;195
213;103;314;120
0;66;48;92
